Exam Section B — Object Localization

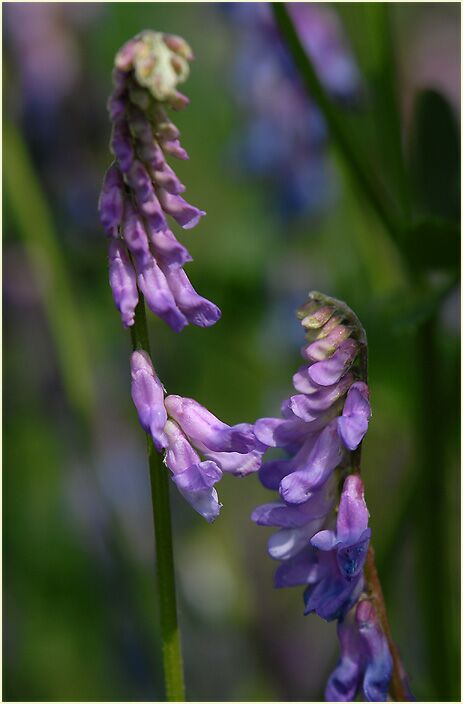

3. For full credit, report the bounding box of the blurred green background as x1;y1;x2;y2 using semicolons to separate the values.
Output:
3;2;460;701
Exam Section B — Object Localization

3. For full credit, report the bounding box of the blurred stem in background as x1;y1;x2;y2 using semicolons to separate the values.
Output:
272;3;459;699
3;120;96;432
130;298;185;702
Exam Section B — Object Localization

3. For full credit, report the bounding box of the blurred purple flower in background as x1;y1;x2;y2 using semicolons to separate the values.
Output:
252;292;394;701
223;2;361;220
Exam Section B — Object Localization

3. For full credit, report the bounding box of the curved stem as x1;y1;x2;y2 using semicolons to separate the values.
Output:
130;298;185;702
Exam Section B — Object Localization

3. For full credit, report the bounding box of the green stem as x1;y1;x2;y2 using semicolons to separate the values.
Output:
130;298;185;702
271;3;403;242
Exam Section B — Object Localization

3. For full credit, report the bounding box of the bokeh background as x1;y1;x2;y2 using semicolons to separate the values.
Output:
3;2;460;701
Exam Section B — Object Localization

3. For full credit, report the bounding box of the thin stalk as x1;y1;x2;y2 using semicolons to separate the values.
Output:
271;3;403;243
130;297;185;702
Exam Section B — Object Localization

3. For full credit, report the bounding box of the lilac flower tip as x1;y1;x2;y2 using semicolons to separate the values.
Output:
182;209;206;230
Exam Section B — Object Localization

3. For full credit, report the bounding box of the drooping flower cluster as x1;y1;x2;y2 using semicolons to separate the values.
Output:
131;350;263;522
223;3;361;219
98;31;220;330
252;292;393;701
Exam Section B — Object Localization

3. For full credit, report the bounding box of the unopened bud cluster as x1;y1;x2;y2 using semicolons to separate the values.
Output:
98;31;220;331
252;292;393;701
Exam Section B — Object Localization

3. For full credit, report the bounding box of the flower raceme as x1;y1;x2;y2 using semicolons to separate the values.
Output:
131;350;263;522
252;292;395;701
99;31;220;331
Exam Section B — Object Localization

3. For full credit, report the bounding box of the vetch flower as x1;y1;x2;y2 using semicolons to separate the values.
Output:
251;292;397;699
99;31;220;331
130;351;263;521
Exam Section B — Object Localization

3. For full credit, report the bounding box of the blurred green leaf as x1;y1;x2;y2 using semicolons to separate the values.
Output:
408;89;460;220
383;276;458;332
403;217;460;271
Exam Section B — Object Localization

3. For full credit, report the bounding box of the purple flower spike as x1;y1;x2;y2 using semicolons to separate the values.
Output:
98;164;125;237
337;381;371;450
164;395;258;454
164;420;222;523
108;240;139;327
163;268;221;327
130;350;168;451
308;338;358;386
134;253;188;332
156;189;206;229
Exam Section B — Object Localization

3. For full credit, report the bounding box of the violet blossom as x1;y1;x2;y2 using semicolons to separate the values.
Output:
130;350;263;522
252;292;395;701
99;31;220;331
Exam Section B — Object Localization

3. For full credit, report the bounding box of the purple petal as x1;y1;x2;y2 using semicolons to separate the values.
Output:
127;162;167;230
254;416;320;453
288;374;353;421
274;547;320;588
304;566;364;621
99;164;125;236
268;518;324;561
337;382;371;450
279;421;344;503
108;239;138;327
159;137;189;160
152;162;186;194
147;227;192;269
130;350;167;450
258;458;293;490
156;189;205;229
337;531;371;580
164;395;258;453
302;325;352;362
203;449;262;476
134;253;188;332
337;474;370;546
311;529;338;551
292;365;325;394
325;619;364;702
111;119;134;172
253;477;336;527
122;202;150;263
163;268;221;327
300;305;334;329
308;339;358;386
